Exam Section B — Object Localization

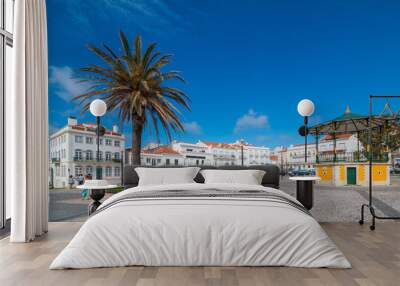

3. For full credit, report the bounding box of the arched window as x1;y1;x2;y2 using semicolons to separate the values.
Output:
105;166;112;177
74;149;82;161
114;167;120;177
75;166;82;176
105;152;112;161
85;166;93;175
86;150;93;160
97;151;103;161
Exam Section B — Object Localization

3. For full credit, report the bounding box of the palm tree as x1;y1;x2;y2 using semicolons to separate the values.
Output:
73;31;190;165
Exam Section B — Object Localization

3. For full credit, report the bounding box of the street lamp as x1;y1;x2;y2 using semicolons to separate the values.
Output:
90;99;107;179
239;139;245;166
297;99;315;164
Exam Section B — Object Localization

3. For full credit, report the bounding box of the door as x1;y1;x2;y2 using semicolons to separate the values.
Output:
347;167;357;185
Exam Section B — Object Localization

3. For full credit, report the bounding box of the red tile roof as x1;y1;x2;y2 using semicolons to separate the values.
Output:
321;133;352;141
201;141;252;149
201;141;236;149
269;155;278;161
142;146;181;155
83;122;97;126
71;123;122;137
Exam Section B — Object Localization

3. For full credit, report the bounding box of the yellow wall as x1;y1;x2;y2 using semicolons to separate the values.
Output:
317;166;333;181
372;165;387;182
358;165;365;183
339;165;345;182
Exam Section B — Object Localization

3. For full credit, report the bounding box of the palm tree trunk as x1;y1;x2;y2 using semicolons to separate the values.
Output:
131;118;143;165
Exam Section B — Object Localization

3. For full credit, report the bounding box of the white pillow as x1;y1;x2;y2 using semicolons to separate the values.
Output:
200;169;266;185
135;167;200;186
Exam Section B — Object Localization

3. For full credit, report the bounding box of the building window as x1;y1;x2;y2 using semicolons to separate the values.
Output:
105;166;112;177
74;149;82;160
114;140;120;147
97;151;103;161
114;152;120;160
114;167;120;177
86;137;93;144
75;166;82;176
146;158;151;163
157;159;161;164
105;152;112;161
174;159;179;166
75;135;83;143
86;150;93;160
99;138;103;145
85;166;93;175
166;159;170;165
105;139;112;146
61;149;66;158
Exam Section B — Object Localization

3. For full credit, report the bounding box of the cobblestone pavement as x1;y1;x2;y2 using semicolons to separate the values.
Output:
49;176;400;223
280;175;400;222
49;189;112;222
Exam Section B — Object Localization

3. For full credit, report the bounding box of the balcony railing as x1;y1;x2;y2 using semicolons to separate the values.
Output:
73;157;122;163
74;157;97;162
317;152;389;163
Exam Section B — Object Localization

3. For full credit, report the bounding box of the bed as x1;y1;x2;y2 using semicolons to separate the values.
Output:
50;165;350;269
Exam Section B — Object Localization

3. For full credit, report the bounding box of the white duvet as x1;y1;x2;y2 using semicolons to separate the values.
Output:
50;183;351;269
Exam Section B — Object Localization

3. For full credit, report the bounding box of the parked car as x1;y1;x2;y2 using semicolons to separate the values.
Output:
288;169;315;177
390;166;400;174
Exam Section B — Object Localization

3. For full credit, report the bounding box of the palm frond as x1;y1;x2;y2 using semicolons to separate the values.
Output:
73;31;191;164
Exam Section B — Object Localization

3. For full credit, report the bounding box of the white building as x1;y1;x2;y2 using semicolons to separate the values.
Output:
126;145;185;166
49;117;125;188
171;141;213;166
270;146;288;171
197;140;271;166
124;140;272;167
286;134;361;170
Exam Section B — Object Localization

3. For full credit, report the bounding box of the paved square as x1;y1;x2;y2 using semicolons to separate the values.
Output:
49;176;400;223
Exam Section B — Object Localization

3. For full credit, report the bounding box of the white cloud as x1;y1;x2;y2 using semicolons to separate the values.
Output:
183;121;202;134
49;66;89;102
64;0;190;35
234;109;268;133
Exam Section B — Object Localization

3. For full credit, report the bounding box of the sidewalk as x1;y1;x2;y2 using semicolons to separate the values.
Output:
49;177;400;222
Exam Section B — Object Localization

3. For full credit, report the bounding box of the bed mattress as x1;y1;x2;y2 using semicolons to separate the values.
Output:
50;183;350;269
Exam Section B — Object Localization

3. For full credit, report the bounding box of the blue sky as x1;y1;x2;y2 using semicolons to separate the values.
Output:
47;0;400;148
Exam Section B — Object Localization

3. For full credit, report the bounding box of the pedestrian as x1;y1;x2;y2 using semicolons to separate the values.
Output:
79;174;84;185
68;175;74;189
81;174;90;200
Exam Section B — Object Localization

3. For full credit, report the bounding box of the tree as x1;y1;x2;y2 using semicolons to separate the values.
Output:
358;121;400;157
73;31;190;165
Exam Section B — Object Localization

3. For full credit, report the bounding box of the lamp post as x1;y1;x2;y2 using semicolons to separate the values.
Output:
297;99;315;165
90;99;107;179
291;99;317;211
239;139;245;166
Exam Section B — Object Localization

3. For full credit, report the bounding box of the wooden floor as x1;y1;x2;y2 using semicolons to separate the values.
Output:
0;222;399;286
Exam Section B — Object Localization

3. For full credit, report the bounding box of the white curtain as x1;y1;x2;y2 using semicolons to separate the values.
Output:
8;0;48;242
